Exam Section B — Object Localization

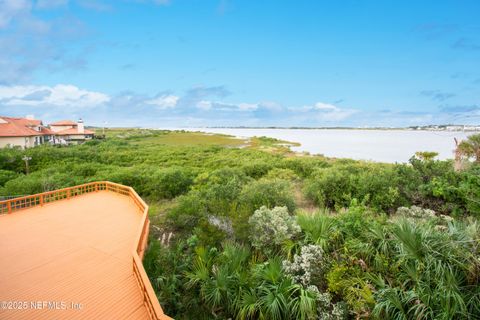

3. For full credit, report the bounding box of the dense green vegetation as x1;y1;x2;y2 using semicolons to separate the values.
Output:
1;130;479;319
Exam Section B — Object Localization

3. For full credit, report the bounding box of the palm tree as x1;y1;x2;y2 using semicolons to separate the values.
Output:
457;134;480;163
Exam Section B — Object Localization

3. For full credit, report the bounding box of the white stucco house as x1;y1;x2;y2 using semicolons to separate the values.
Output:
0;116;95;148
0;116;54;149
49;119;95;145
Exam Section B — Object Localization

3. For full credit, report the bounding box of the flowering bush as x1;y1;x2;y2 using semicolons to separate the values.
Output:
283;245;348;318
305;285;347;319
396;205;436;219
248;206;300;251
283;244;325;287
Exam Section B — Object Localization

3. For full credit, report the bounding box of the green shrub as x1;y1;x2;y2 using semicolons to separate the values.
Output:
240;178;296;213
0;170;19;187
0;169;78;195
281;157;330;178
193;220;228;247
194;167;251;216
167;192;206;231
148;167;195;199
305;164;403;212
335;200;375;239
327;264;374;315
241;161;273;179
264;168;299;181
0;148;24;172
99;166;148;192
305;166;356;209
459;168;480;216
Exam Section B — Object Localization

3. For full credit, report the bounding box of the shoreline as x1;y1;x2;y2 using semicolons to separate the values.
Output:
164;127;480;132
162;128;466;164
101;127;466;163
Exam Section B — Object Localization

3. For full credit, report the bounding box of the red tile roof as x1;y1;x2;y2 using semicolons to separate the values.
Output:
39;126;55;135
12;118;43;127
55;128;95;135
0;117;48;137
50;120;78;126
1;117;93;138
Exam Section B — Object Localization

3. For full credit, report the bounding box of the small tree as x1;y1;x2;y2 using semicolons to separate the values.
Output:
415;151;438;161
457;134;480;163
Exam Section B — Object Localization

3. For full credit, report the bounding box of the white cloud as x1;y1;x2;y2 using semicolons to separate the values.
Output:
313;102;339;111
0;84;364;127
0;84;110;108
196;100;212;110
295;101;358;121
195;100;259;112
146;94;179;109
0;0;91;84
259;101;283;111
238;103;258;111
407;114;434;124
318;108;357;121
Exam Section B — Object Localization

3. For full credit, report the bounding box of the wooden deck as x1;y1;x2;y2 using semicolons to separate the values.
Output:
0;185;170;320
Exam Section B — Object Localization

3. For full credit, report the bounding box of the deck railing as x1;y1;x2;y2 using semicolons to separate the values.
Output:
0;181;171;320
0;195;28;201
0;182;104;214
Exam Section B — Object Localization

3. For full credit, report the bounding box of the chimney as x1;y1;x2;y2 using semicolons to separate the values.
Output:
77;118;84;133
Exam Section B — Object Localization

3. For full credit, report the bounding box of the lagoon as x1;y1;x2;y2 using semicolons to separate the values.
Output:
172;128;471;163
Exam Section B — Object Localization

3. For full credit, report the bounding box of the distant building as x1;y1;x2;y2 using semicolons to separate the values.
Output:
0;116;53;149
445;125;464;131
0;116;95;148
49;119;95;145
464;126;480;131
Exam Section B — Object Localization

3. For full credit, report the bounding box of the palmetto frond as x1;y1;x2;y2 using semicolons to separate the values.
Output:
393;220;426;262
288;285;318;320
257;257;283;284
257;280;293;320
236;288;260;320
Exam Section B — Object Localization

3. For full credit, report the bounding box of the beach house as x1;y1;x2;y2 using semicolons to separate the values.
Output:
0;116;53;149
49;119;95;145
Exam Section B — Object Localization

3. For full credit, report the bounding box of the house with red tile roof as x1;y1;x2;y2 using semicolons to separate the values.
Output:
0;116;54;149
49;119;95;144
0;116;95;148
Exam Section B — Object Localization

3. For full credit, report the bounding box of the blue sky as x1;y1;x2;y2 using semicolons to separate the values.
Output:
0;0;479;127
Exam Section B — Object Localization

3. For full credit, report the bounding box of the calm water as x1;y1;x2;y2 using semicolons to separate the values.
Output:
167;128;471;163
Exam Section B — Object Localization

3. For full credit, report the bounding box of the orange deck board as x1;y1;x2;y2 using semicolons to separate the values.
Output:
0;191;151;319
